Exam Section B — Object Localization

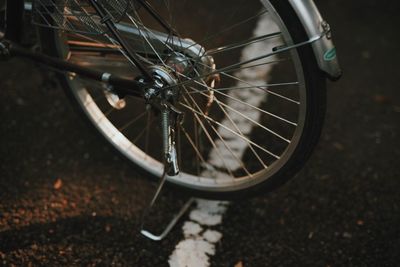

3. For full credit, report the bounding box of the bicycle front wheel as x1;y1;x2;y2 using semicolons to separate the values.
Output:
39;0;326;198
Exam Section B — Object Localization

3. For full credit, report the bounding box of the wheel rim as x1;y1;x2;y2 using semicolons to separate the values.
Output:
52;0;307;192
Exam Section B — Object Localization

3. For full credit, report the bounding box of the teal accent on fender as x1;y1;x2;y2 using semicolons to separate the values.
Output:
324;47;337;61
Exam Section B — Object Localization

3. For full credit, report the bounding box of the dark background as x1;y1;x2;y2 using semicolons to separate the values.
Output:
1;0;400;266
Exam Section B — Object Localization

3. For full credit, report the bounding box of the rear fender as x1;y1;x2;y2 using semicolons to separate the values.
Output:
289;0;342;80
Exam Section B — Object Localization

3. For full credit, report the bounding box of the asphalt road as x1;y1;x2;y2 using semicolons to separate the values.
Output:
1;0;400;266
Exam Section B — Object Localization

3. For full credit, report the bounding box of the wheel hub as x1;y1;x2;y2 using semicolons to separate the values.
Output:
143;65;179;103
166;53;193;76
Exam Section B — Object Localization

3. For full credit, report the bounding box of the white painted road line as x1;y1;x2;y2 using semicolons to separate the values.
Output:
168;200;229;267
169;12;281;267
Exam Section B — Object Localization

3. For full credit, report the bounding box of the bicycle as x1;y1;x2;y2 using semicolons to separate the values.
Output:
1;0;341;201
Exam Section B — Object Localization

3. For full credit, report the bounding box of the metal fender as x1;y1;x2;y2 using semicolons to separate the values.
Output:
289;0;342;80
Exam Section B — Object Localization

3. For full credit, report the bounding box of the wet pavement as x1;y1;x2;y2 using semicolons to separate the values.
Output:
1;0;400;266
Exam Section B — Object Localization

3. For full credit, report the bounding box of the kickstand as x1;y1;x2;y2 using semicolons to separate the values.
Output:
140;168;195;241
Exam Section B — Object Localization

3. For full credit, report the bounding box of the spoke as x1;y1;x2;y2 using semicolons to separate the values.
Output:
126;13;170;67
184;60;301;105
94;106;115;124
179;124;208;171
207;94;268;169
137;0;177;35
132;116;156;145
172;67;296;164
225;58;289;73
190;85;297;126
184;68;268;169
104;33;155;68
200;36;322;81
193;58;289;85
69;10;158;69
162;37;318;101
196;62;300;105
183;91;253;176
205;92;290;143
206;31;281;56
130;6;175;52
180;102;280;160
118;111;147;132
188;62;268;169
68;29;155;68
193;114;201;175
173;68;298;126
181;96;235;177
181;9;269;54
145;110;152;154
185;68;292;143
188;82;299;94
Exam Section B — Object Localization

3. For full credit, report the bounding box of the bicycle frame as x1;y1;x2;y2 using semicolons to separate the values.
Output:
2;0;341;82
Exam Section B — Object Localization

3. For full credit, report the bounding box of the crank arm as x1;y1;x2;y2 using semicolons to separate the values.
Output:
0;40;145;98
